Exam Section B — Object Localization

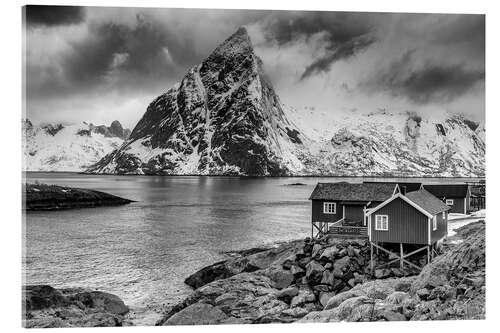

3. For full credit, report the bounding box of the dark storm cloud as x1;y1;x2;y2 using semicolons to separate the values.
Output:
28;13;208;98
260;11;376;79
300;34;375;80
25;5;86;27
369;51;485;104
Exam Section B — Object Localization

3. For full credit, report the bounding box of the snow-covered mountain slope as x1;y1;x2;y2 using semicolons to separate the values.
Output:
286;108;485;176
23;119;129;172
87;27;306;176
87;27;485;177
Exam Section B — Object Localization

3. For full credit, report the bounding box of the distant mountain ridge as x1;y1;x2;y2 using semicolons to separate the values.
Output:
23;119;130;172
86;27;484;177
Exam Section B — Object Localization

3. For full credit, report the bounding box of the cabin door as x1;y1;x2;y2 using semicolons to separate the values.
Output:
344;205;364;226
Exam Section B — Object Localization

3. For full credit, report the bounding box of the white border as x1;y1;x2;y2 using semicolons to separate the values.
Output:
2;1;498;333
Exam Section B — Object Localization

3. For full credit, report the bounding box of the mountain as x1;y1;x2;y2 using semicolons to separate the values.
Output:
87;27;305;176
87;27;485;177
286;108;485;177
23;119;130;172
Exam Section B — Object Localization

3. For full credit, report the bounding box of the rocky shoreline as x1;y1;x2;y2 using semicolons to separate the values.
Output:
157;221;485;325
24;183;134;211
23;221;484;327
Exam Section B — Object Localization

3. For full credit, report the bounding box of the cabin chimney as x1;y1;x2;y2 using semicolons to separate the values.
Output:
401;186;407;195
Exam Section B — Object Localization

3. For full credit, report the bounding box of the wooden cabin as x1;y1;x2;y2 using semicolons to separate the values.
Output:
366;188;450;270
309;182;399;238
422;184;471;214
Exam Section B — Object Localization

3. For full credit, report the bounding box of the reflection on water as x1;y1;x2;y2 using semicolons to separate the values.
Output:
22;172;479;324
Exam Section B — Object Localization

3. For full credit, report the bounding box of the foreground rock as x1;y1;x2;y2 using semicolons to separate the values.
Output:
299;221;485;322
162;221;485;325
23;285;130;328
24;183;134;211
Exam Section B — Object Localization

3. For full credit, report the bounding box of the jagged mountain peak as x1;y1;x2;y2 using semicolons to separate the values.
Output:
211;26;253;58
89;27;305;176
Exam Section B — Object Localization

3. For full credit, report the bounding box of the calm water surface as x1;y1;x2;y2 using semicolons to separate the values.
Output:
22;172;479;324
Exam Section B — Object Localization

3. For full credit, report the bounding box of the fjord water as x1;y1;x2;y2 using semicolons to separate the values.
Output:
23;172;477;324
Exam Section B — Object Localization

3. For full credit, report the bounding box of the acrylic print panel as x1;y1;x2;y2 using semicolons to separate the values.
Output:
23;5;485;328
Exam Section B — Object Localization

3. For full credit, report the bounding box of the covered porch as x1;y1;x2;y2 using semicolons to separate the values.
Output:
311;218;368;238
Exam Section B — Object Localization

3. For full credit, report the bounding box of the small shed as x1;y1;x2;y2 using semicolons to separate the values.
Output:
366;188;450;270
422;184;471;214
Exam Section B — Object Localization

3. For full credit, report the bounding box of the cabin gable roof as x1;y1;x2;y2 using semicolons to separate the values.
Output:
309;182;397;202
422;184;469;198
367;189;450;218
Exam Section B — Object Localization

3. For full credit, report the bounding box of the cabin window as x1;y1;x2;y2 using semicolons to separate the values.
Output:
445;199;454;206
433;216;437;231
323;202;336;214
375;215;388;231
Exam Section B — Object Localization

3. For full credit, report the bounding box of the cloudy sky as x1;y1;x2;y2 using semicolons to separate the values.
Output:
24;6;485;129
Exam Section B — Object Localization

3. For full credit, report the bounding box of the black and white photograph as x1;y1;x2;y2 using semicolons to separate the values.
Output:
16;1;490;329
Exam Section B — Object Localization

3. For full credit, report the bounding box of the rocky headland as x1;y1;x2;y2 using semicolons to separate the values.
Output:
23;285;130;328
157;221;485;325
24;183;134;211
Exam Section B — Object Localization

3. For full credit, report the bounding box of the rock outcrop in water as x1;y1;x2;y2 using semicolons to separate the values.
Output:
24;183;134;211
158;221;485;325
23;285;130;328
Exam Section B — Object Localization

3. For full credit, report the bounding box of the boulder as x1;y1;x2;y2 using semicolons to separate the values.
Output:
259;265;294;289
332;256;350;278
319;292;335;308
305;261;325;284
319;246;338;261
164;303;231;325
311;244;323;258
22;285;130;328
324;290;364;310
276;287;299;303
23;285;69;311
320;270;335;286
69;291;129;315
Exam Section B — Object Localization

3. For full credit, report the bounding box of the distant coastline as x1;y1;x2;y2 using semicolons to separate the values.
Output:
23;170;485;180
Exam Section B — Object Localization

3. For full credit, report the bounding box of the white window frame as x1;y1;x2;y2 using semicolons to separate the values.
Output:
375;215;389;231
323;202;336;214
432;216;437;231
445;199;454;206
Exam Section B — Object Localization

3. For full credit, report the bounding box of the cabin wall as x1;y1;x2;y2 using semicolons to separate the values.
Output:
311;200;343;222
370;197;428;244
446;197;466;214
431;211;448;243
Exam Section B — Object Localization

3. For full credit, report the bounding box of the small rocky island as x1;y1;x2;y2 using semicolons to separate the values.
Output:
157;221;485;325
24;183;134;211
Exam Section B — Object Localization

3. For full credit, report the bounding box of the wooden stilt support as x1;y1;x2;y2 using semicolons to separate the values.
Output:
427;246;431;264
370;242;374;274
400;243;404;269
371;242;424;271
